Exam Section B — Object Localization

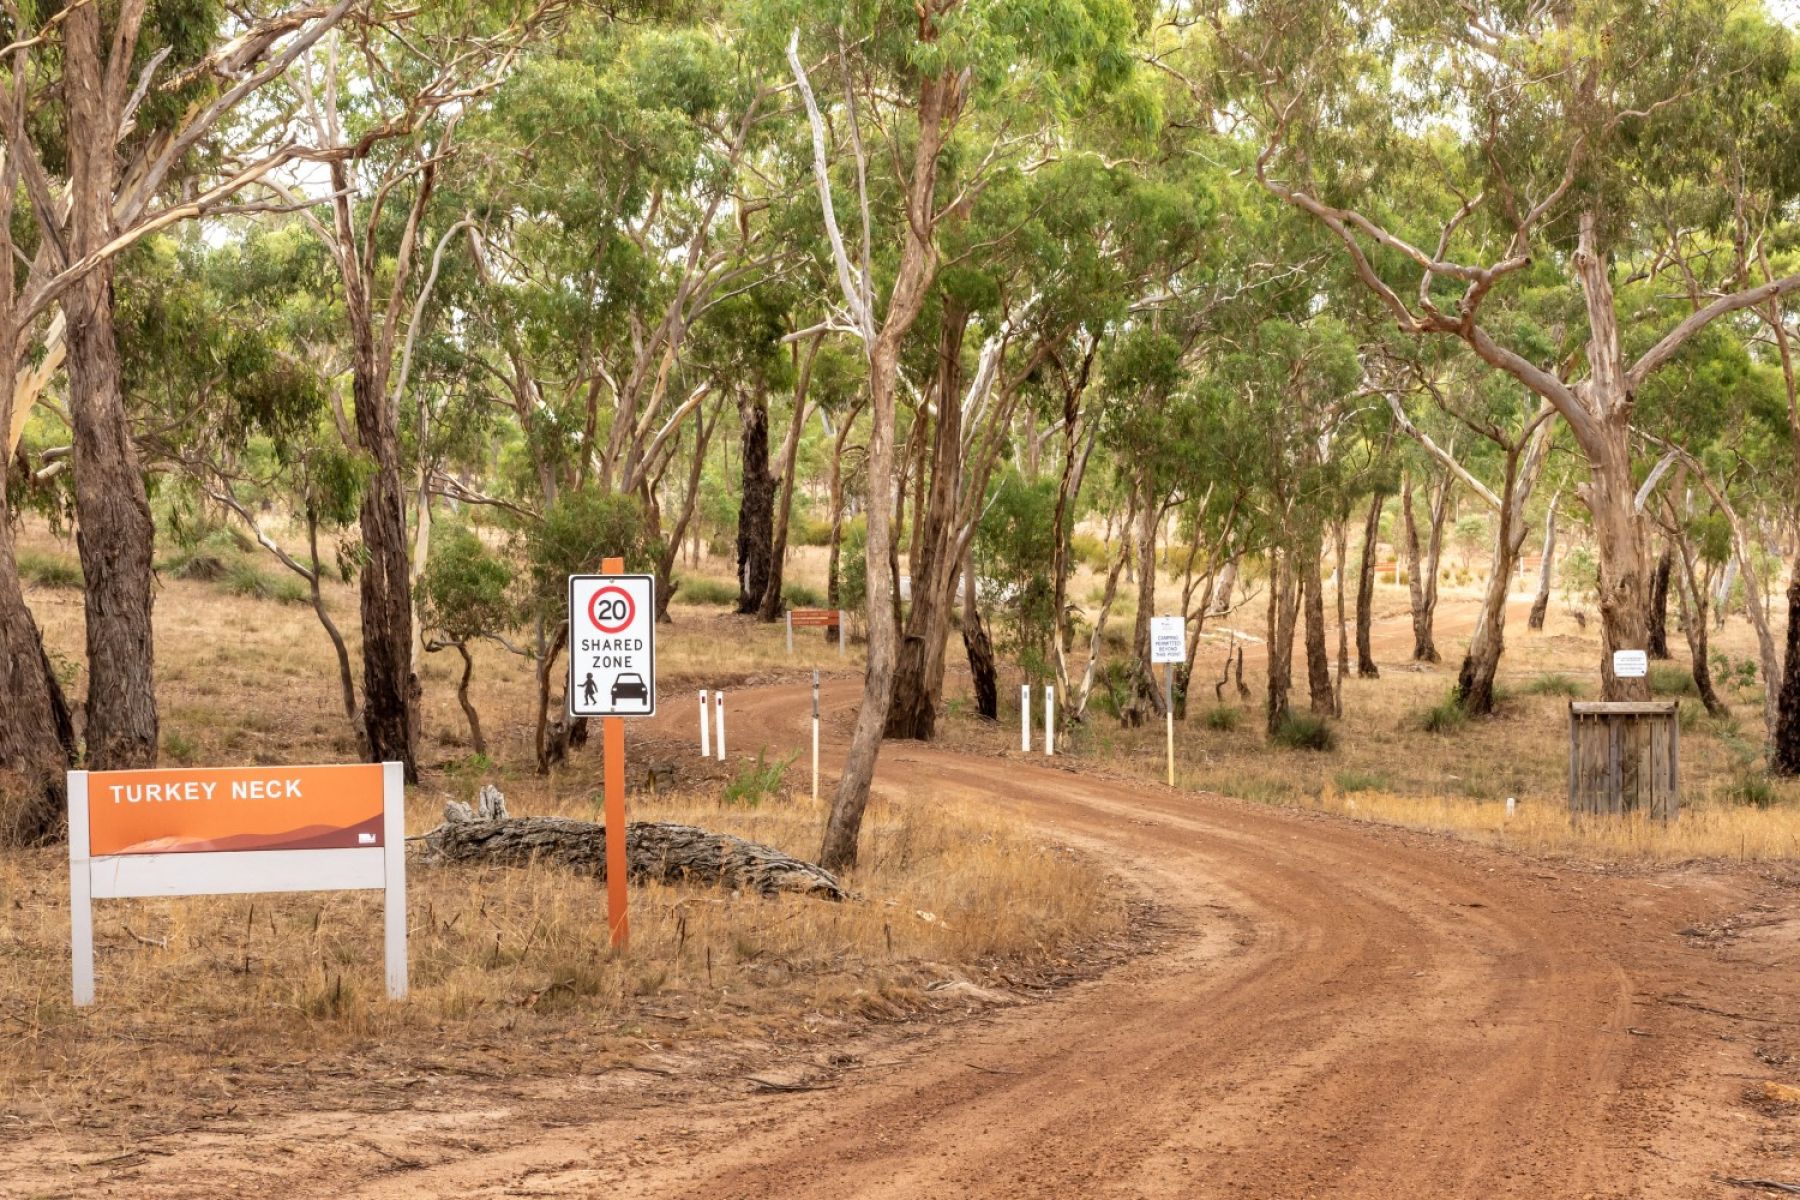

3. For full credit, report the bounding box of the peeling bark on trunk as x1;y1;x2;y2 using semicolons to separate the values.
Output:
1648;547;1673;659
887;305;967;740
1401;470;1446;662
1529;490;1560;631
1265;552;1300;736
735;388;774;614
65;5;158;770
1301;534;1333;717
757;340;819;621
1355;492;1382;678
961;563;998;721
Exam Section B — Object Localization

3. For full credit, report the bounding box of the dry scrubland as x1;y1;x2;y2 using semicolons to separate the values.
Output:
1;525;1123;1137
10;517;1800;1138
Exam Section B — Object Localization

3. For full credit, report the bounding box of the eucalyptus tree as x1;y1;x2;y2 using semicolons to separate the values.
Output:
1210;0;1800;701
780;0;1138;870
1383;351;1556;716
0;0;362;837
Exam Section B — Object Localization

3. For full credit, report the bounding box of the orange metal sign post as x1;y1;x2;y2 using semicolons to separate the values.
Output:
602;556;630;950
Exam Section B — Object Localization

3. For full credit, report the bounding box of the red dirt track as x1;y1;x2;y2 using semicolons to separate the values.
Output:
344;677;1797;1198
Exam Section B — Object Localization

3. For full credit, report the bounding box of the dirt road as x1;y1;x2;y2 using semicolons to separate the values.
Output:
302;675;1792;1200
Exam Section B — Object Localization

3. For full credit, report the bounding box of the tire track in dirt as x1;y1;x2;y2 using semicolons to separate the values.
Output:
324;662;1760;1200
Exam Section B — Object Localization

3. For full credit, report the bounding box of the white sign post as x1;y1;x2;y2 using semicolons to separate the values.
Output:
1044;685;1055;757
698;689;710;757
1020;685;1031;752
714;690;727;762
811;671;821;803
1150;616;1187;787
69;762;406;1007
567;574;657;717
1613;649;1649;679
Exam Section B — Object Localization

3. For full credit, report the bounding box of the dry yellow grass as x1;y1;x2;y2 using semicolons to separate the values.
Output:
1;524;1120;1137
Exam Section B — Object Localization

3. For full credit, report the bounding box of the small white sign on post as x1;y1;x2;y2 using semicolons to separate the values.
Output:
70;763;406;1006
568;574;657;717
1150;615;1187;665
1613;649;1649;679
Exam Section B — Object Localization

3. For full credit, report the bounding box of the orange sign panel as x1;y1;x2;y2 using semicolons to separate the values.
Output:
789;609;841;628
86;764;385;857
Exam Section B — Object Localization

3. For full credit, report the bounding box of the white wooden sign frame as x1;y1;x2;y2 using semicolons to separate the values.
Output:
68;762;407;1007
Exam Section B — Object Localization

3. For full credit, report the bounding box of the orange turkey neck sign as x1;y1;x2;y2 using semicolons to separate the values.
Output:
85;764;385;856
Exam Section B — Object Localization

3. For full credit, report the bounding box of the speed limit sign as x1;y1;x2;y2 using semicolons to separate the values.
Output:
568;574;656;717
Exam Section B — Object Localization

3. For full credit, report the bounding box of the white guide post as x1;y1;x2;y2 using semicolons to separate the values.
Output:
1045;685;1055;757
714;690;727;762
786;611;794;655
1021;685;1031;753
1165;664;1176;788
811;670;821;804
382;761;408;1000
838;612;846;658
698;689;711;758
69;771;94;1007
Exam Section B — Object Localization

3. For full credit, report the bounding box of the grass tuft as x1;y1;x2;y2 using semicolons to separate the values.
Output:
676;575;738;606
1413;694;1467;735
17;549;83;589
1522;674;1584;698
1649;663;1697;697
1203;705;1243;732
1271;711;1336;752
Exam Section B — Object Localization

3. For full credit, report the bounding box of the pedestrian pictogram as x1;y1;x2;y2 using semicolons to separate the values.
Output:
568;574;656;717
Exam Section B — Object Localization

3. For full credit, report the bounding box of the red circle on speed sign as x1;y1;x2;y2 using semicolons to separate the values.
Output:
587;585;635;635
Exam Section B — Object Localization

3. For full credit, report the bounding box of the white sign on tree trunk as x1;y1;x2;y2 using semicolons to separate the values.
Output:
1612;649;1648;679
1150;615;1186;664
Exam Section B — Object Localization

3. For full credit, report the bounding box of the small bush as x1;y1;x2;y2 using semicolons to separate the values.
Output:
1414;694;1467;735
1649;663;1696;697
1271;711;1335;752
17;549;83;589
1070;533;1110;571
163;729;199;766
1203;706;1242;732
1523;674;1583;697
789;513;834;547
676;575;738;606
722;749;795;807
782;580;824;609
225;560;307;604
1333;769;1388;793
1723;771;1779;809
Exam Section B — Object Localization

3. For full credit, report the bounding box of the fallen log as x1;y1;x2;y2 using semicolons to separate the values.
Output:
417;786;845;900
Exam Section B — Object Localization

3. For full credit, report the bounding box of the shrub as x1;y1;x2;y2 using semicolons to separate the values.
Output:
723;749;794;807
789;512;834;547
158;527;253;582
782;580;824;609
1333;769;1389;793
676;575;738;606
1203;705;1242;732
1070;533;1110;571
1523;674;1583;697
1414;694;1467;734
1648;663;1696;697
17;549;83;589
225;559;307;604
1723;771;1778;809
1271;711;1335;751
163;729;199;766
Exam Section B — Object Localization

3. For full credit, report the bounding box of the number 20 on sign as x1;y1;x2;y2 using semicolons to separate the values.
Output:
568;569;656;951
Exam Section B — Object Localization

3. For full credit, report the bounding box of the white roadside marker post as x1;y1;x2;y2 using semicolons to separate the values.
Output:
1165;663;1176;787
714;691;726;762
383;760;408;1000
1044;685;1055;757
786;611;794;655
811;671;821;804
1021;685;1031;753
699;690;711;758
838;611;846;658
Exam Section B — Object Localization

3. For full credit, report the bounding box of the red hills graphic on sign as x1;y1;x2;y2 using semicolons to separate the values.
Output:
105;814;384;857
